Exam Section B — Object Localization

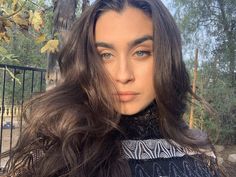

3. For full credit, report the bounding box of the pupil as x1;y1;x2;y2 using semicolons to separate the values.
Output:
104;54;110;58
138;51;143;56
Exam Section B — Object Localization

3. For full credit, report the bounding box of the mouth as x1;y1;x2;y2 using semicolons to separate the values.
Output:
113;91;139;102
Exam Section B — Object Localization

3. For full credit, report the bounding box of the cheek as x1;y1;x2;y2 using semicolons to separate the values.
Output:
103;64;114;76
135;62;154;81
144;75;155;98
145;75;155;92
139;65;155;94
103;64;118;85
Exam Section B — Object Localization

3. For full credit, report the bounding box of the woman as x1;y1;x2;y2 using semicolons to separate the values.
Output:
3;0;224;176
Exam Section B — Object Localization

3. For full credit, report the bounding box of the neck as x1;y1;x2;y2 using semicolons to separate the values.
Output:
118;101;163;140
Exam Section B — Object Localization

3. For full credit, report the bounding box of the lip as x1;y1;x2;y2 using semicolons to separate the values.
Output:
113;91;139;102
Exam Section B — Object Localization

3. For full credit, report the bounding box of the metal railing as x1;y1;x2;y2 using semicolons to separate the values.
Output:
0;64;46;170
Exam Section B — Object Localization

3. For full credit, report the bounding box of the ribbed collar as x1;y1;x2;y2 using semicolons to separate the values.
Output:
118;101;163;140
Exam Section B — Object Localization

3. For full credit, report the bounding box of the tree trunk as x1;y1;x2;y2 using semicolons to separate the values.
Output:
227;36;236;86
189;48;198;128
46;0;78;90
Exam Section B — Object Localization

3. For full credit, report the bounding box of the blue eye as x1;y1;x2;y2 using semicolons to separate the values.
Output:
100;53;113;60
135;51;151;57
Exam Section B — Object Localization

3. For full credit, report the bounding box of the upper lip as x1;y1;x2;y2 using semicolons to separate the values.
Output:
114;91;139;95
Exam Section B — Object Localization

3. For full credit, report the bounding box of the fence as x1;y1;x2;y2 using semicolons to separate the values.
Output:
0;64;46;171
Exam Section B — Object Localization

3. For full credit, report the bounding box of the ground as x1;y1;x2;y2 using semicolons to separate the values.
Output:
216;145;236;176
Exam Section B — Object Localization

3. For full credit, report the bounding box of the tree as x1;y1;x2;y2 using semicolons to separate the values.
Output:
0;0;54;66
0;0;91;88
46;0;78;89
172;0;236;144
173;0;236;86
46;0;90;89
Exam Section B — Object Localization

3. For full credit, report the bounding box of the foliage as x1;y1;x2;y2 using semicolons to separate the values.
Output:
40;39;59;53
174;0;236;84
0;0;59;67
0;0;50;115
184;58;236;144
0;46;19;63
171;0;236;144
29;10;44;31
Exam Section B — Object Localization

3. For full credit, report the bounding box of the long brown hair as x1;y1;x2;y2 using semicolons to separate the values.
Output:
3;0;216;177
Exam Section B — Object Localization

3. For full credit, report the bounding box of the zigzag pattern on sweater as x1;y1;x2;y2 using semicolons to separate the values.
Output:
121;139;216;160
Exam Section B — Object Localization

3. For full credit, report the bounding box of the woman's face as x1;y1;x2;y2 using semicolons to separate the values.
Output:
95;7;156;115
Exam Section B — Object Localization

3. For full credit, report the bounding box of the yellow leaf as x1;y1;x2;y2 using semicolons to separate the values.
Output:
30;11;44;32
29;10;33;22
13;14;28;26
35;34;46;44
3;35;10;43
0;32;10;43
12;0;19;11
4;19;13;28
41;40;59;53
0;0;5;5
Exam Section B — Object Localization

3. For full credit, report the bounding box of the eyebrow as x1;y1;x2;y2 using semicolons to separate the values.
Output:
95;35;153;50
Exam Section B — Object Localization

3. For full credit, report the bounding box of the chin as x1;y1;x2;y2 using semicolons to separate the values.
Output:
120;110;136;115
119;103;143;115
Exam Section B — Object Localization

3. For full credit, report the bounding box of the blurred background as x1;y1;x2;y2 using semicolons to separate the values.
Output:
0;0;235;174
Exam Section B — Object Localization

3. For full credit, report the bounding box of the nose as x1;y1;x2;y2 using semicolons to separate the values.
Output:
114;58;134;84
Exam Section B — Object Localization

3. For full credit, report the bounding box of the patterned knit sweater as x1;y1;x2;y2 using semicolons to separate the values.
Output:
118;102;221;177
11;102;222;177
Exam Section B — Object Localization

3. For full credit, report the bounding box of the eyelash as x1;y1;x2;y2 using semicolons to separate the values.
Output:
100;53;113;60
100;50;152;60
134;50;152;57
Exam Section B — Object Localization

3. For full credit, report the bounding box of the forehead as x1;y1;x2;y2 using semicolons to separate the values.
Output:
95;7;153;43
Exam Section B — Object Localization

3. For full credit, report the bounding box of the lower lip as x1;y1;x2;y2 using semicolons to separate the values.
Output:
116;94;138;102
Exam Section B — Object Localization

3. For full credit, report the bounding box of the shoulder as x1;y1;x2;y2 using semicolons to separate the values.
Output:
172;126;217;159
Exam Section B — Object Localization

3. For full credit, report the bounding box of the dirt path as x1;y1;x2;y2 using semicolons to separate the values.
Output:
0;128;20;167
216;145;236;176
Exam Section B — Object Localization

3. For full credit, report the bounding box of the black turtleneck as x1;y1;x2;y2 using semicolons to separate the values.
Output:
119;101;163;140
117;101;221;177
